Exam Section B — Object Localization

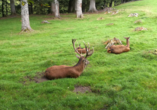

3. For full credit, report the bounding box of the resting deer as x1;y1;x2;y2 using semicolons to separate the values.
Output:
107;37;130;54
76;43;90;54
44;39;94;80
111;10;119;15
135;27;147;31
105;37;122;49
128;13;138;17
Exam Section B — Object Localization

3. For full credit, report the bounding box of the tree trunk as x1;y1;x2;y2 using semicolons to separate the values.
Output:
2;0;5;17
88;0;97;12
75;0;83;18
21;0;32;32
51;0;60;18
10;0;16;15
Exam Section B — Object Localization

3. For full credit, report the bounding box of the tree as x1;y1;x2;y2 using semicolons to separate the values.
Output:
88;0;97;12
21;0;33;32
10;0;16;15
75;0;83;18
51;0;60;18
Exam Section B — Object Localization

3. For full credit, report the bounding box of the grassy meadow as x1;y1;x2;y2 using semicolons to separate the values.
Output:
1;0;157;109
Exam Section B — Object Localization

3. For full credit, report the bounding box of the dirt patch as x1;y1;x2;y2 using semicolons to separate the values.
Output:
135;27;147;31
0;15;20;20
44;17;61;20
23;72;48;84
134;19;142;24
97;17;104;20
73;86;92;93
34;72;48;83
41;20;51;24
106;23;114;26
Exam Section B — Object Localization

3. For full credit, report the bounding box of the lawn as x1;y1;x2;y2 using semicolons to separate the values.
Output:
0;0;157;109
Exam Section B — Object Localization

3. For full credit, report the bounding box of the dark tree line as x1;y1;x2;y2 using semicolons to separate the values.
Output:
0;0;134;17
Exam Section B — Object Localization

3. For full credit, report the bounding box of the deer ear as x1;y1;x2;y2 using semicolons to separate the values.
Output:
76;55;80;59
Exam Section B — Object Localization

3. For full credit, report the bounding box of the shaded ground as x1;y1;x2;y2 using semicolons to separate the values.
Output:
34;72;48;83
23;72;48;84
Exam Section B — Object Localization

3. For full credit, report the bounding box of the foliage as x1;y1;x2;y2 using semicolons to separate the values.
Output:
0;0;134;17
1;0;157;109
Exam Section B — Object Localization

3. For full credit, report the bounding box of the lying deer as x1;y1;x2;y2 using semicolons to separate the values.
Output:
135;27;147;31
44;39;94;79
76;43;90;54
128;13;138;17
107;37;130;54
111;10;119;15
105;37;122;49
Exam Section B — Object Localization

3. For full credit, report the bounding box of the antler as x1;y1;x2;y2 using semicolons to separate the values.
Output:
88;42;90;51
72;39;82;56
84;43;94;58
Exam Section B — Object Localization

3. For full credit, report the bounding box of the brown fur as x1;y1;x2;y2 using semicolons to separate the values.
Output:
76;44;90;54
135;27;147;31
77;49;87;54
104;37;122;49
104;40;111;45
107;37;130;54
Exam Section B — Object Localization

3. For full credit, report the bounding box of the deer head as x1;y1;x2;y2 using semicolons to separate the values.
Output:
72;39;94;67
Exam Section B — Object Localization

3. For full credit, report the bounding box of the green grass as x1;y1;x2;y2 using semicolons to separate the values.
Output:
1;0;157;109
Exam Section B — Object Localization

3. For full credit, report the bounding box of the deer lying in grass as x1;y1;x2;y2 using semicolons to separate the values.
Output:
107;37;130;54
105;37;122;49
111;10;119;15
44;39;94;79
135;27;147;31
128;13;138;17
76;43;90;54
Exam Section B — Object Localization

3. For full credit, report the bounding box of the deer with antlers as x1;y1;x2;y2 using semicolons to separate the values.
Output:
107;37;130;54
44;39;94;80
